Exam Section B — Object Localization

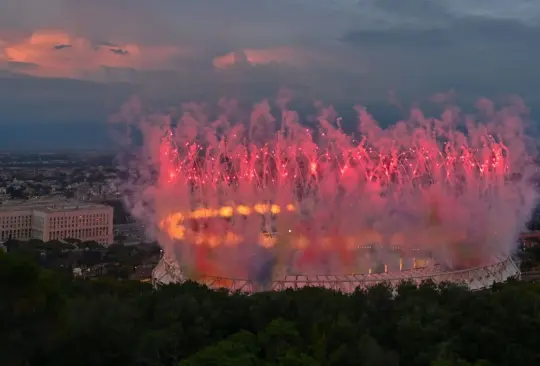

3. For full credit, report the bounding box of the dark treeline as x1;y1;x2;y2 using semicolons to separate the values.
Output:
2;251;540;366
3;239;161;282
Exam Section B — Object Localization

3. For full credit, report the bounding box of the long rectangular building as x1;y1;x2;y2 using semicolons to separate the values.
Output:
0;198;113;245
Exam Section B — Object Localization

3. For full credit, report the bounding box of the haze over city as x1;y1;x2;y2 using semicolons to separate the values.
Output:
1;0;540;149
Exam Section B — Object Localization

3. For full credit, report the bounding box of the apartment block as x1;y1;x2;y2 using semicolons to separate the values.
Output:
0;198;113;245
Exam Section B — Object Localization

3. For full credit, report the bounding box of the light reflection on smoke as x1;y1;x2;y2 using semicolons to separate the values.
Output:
112;94;538;283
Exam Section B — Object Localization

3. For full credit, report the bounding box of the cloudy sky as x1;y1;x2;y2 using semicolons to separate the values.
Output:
1;0;539;148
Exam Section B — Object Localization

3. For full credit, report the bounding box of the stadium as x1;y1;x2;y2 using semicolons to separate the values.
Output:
151;202;522;292
116;100;535;294
152;253;520;292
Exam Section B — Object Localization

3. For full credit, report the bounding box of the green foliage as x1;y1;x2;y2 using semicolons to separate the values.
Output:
180;335;258;366
1;250;540;366
0;251;64;365
5;238;162;283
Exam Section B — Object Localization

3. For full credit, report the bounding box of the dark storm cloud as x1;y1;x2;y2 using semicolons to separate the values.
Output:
340;13;540;100
343;16;540;49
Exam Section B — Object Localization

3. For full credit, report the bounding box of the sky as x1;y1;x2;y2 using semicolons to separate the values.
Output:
1;0;539;149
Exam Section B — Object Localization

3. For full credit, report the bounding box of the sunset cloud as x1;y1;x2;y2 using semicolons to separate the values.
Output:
0;28;351;82
1;29;193;80
0;0;540;145
212;47;325;69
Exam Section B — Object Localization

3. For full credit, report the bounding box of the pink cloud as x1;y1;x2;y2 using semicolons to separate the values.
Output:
212;47;341;70
1;29;194;80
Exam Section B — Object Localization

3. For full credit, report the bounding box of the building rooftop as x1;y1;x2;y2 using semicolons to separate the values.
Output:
0;198;111;213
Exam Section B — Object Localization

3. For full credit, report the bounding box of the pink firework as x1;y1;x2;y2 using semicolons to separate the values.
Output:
114;97;538;283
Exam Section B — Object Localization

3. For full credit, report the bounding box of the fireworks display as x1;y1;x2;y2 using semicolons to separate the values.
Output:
114;96;538;287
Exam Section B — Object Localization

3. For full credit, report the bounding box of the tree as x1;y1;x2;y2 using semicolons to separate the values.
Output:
179;338;258;366
79;240;103;251
279;350;320;366
0;252;63;365
2;248;540;366
258;318;303;362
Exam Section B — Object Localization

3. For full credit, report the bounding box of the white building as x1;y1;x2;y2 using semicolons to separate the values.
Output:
0;198;113;245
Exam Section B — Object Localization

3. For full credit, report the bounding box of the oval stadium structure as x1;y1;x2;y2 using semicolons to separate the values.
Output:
152;254;520;293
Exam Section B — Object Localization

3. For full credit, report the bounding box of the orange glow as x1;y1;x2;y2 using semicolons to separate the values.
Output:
1;29;192;79
162;202;407;254
254;203;270;214
224;232;241;247
163;202;296;246
260;233;277;248
163;203;467;259
166;202;295;224
191;208;217;219
219;206;234;217
213;47;313;69
29;30;69;46
207;235;220;248
294;235;309;249
270;204;281;214
163;203;299;250
236;205;251;215
168;213;185;240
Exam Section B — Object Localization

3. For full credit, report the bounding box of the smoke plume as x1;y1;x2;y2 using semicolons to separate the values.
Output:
111;93;538;287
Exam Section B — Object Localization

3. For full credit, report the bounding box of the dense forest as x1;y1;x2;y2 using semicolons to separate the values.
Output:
2;249;540;366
